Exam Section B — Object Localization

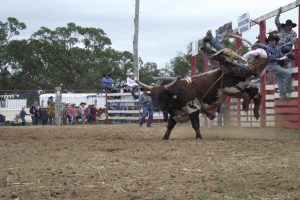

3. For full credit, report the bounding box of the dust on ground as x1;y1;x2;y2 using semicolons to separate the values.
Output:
0;124;300;200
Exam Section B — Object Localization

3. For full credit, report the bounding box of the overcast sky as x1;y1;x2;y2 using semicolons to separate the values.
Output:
0;0;298;67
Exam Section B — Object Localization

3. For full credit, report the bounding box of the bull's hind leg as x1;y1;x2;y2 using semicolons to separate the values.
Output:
189;111;202;139
253;93;262;119
163;117;177;140
242;87;259;112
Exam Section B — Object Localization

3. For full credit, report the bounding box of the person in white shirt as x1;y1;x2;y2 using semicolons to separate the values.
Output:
126;72;139;99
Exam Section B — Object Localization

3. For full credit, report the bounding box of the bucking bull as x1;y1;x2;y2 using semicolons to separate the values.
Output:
136;44;269;140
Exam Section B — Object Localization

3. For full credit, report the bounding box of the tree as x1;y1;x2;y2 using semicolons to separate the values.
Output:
139;62;160;84
30;23;114;90
0;17;26;90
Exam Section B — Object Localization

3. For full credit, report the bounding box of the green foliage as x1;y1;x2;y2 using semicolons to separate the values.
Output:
139;62;160;84
193;191;208;200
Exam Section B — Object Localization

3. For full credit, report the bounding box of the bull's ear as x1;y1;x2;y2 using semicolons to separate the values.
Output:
164;77;180;90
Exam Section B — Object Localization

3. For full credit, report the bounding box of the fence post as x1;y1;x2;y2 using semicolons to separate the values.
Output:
295;6;300;130
105;90;109;124
236;33;243;127
191;55;197;76
54;87;62;126
259;21;267;128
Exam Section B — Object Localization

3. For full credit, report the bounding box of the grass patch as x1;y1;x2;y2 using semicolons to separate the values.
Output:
193;191;208;200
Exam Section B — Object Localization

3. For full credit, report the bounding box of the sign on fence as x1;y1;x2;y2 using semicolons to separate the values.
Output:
238;12;251;33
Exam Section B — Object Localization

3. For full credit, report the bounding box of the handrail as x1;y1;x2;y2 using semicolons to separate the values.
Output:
251;0;300;26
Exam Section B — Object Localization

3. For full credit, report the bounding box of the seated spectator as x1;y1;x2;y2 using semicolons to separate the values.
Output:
101;74;115;93
125;72;139;99
275;7;297;55
265;35;293;99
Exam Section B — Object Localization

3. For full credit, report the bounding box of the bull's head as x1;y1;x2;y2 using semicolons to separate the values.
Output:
136;77;180;110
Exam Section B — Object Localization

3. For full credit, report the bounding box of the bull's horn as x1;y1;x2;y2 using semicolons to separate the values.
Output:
226;32;253;47
164;77;180;90
135;80;153;90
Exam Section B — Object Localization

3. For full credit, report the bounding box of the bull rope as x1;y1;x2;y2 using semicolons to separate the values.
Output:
199;69;226;102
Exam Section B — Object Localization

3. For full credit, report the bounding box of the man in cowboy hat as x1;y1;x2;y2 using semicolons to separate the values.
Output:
265;34;292;99
275;7;297;54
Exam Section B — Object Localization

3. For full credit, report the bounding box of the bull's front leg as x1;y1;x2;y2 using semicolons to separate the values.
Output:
189;111;202;139
163;117;177;140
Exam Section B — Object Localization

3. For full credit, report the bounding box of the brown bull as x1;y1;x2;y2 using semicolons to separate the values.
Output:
137;48;269;140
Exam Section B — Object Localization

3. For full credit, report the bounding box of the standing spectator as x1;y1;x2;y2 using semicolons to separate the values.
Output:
126;72;139;99
78;102;86;124
139;89;154;127
265;35;293;99
0;114;5;126
41;107;48;125
29;102;39;125
86;104;97;124
47;96;54;106
217;97;230;127
101;74;115;93
275;7;297;54
47;103;55;124
67;104;78;125
20;107;30;126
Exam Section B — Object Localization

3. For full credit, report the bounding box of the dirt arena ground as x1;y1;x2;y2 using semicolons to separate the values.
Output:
0;124;300;200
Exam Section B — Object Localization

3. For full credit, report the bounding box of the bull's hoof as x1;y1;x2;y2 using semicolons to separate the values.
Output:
196;135;203;139
162;137;169;140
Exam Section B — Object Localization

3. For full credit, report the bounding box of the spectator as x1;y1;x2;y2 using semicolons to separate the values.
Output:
265;35;293;99
67;104;78;125
29;101;40;125
101;74;115;93
86;104;97;123
275;7;297;54
20;107;30;126
47;103;55;124
217;97;230;127
0;114;5;126
41;107;48;125
139;89;154;127
47;96;54;106
78;102;86;124
126;72;139;99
